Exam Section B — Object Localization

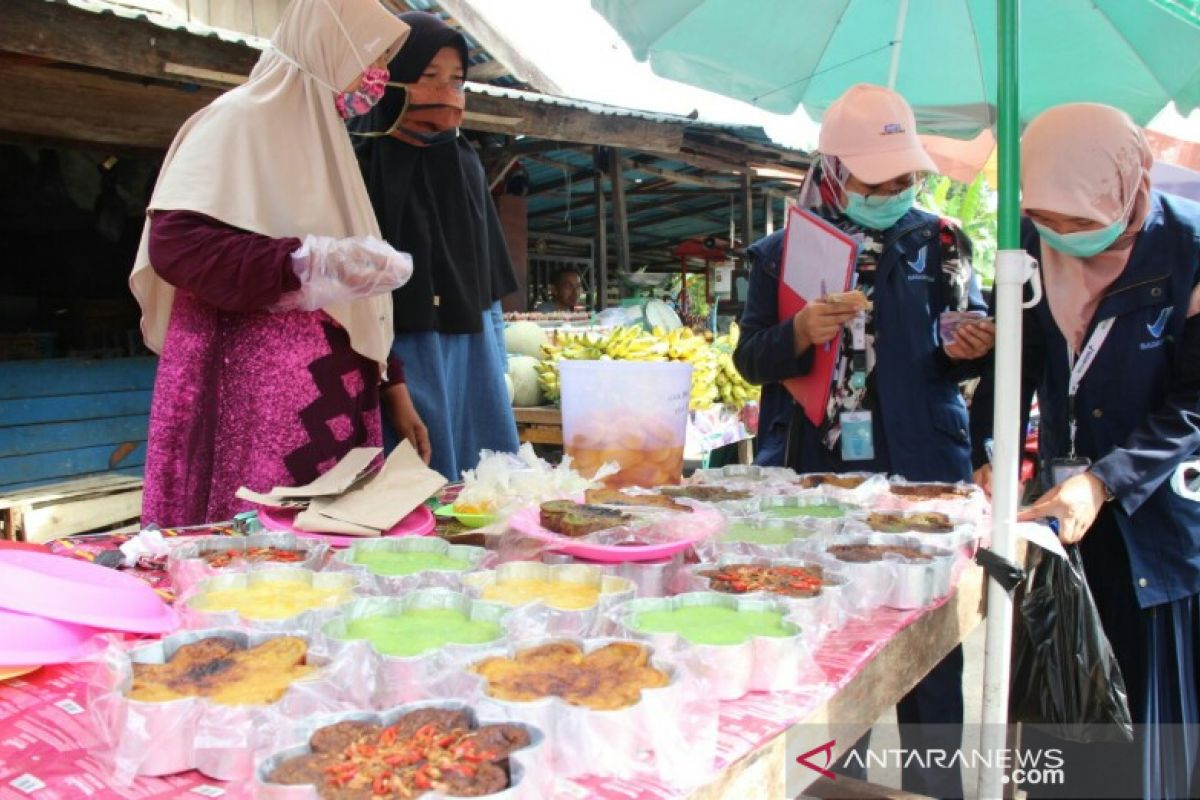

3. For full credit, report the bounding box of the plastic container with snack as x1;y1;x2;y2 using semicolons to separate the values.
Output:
699;515;831;561
881;479;989;522
842;510;981;555
818;534;959;611
329;537;493;594
254;700;549;799
167;533;331;596
677;556;851;639
609;592;825;701
539;550;684;599
180;566;361;632
315;590;511;708
93;628;375;785
460;562;634;639
441;638;713;785
794;471;890;505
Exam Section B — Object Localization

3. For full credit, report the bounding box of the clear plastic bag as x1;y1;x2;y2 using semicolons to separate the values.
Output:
1009;545;1133;742
277;234;413;312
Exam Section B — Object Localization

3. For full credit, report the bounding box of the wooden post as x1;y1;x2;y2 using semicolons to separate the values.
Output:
593;146;609;311
609;147;631;282
764;192;775;236
741;171;754;247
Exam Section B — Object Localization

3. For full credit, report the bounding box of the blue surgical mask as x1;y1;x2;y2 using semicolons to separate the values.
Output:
843;186;917;230
1033;218;1126;258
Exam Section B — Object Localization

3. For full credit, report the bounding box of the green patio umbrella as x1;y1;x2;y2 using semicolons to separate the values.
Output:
592;1;1200;797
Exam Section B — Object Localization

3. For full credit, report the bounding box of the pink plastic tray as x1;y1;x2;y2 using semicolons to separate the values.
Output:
0;551;178;634
258;505;435;547
508;505;718;563
0;608;102;666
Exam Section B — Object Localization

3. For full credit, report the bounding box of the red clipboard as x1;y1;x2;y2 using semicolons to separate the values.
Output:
777;206;859;427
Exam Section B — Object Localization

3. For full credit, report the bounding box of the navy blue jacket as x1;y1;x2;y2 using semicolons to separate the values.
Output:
971;191;1200;608
734;207;987;481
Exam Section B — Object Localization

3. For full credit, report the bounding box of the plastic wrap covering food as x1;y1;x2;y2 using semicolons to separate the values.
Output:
794;471;892;505
312;590;513;709
503;501;724;565
609;592;826;701
676;556;852;640
460;562;634;640
840;509;982;555
698;514;838;562
439;638;719;788
539;551;685;599
89;628;375;785
687;465;800;498
452;445;615;522
816;535;959;611
328;538;494;594
254;700;551;799
167;533;331;596
879;479;989;522
179;566;361;632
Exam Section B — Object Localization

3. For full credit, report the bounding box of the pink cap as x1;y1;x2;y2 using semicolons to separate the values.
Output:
818;84;938;184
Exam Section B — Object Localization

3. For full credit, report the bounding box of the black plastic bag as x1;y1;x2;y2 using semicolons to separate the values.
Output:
1009;545;1133;742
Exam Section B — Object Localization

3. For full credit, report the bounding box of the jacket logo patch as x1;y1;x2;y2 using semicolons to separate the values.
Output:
1147;307;1172;339
907;246;928;274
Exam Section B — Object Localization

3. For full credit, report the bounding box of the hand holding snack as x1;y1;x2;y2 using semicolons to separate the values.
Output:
943;314;996;360
793;293;865;352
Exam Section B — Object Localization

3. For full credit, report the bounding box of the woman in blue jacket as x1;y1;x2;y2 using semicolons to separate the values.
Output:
734;84;995;799
972;103;1200;799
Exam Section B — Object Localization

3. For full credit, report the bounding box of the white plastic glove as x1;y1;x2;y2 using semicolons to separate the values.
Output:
275;234;413;312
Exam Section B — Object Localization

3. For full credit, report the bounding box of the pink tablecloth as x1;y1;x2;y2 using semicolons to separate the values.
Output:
0;532;947;799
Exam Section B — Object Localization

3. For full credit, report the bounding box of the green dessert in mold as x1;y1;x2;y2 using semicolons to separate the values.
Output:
631;605;793;645
763;503;845;520
721;522;796;545
337;608;501;657
352;549;471;576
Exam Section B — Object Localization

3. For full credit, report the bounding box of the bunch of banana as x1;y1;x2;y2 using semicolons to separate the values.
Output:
713;351;759;410
603;326;670;361
536;323;760;411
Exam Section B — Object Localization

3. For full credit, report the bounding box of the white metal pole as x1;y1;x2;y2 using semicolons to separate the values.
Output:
977;248;1026;800
887;0;910;89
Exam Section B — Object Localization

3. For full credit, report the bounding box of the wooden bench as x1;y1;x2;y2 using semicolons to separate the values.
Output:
0;356;155;541
0;473;144;543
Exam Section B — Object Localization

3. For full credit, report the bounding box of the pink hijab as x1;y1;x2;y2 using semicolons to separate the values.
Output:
1020;103;1154;352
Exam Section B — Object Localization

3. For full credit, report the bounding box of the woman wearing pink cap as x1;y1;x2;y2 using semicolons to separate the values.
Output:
972;104;1200;799
734;84;995;798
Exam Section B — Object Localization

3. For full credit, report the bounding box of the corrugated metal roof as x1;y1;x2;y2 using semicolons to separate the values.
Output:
47;0;798;266
48;0;269;48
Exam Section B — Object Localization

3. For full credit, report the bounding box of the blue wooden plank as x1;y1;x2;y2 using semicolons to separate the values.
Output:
0;358;157;400
0;442;147;488
0;390;153;428
0;415;148;458
0;466;145;494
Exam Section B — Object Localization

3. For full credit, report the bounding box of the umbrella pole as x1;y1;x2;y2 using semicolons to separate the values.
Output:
978;0;1022;797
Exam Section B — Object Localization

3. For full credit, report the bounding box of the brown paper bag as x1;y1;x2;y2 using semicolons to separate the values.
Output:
314;441;446;531
235;447;381;507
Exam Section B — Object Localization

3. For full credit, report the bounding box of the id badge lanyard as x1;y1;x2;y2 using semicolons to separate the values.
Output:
1066;318;1115;458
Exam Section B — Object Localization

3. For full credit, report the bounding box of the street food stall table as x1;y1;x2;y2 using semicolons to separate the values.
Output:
0;530;985;799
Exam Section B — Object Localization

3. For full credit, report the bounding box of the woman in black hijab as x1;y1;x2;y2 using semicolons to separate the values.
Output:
349;11;520;480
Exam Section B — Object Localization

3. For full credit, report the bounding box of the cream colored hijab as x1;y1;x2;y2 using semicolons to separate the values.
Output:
1021;103;1153;352
129;0;409;367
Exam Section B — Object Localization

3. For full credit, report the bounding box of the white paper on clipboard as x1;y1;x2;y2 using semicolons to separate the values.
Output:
781;207;859;301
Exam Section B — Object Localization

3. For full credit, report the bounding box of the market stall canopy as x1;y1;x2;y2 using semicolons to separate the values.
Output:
592;0;1200;138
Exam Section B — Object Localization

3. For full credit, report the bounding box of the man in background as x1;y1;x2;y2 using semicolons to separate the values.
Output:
537;268;582;312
